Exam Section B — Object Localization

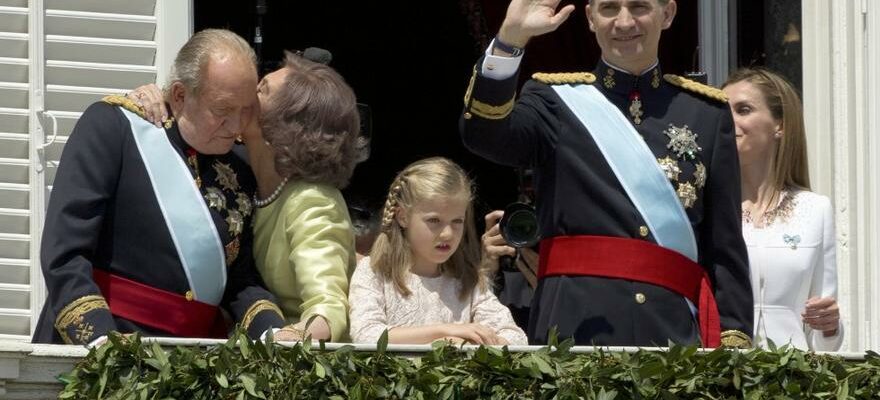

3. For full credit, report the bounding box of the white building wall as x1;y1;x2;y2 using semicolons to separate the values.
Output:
802;0;879;351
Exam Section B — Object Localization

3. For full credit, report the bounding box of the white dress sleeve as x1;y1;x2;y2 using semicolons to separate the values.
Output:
807;196;843;351
471;285;528;345
348;257;392;344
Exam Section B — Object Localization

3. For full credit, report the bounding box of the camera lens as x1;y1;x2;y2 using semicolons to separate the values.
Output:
500;203;539;247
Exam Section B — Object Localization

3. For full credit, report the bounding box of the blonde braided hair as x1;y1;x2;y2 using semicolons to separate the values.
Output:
380;178;405;234
369;157;484;300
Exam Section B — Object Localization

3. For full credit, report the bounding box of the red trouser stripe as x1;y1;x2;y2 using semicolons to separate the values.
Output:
537;235;721;347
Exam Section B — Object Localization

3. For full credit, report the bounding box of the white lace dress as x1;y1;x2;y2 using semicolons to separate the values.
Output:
348;257;528;345
743;190;843;351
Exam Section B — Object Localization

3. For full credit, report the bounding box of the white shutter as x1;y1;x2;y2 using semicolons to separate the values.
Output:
0;0;34;340
0;0;189;341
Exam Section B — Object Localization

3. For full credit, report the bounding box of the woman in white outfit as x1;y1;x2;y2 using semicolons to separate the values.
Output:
722;68;842;351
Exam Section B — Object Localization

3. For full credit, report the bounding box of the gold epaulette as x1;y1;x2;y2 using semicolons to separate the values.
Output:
531;72;596;85
663;74;728;103
719;329;752;349
102;94;146;118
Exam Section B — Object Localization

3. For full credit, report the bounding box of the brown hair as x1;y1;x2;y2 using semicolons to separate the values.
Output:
723;67;810;202
260;52;361;189
166;29;256;97
370;157;484;300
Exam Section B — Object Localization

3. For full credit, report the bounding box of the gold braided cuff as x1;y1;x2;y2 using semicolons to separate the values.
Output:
240;299;284;331
54;295;109;344
720;329;752;349
469;97;515;120
462;65;516;120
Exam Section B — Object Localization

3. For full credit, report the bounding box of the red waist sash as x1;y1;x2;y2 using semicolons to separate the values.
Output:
93;269;226;338
537;235;720;347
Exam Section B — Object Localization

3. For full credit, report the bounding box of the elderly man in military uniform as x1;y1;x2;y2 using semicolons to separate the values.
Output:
33;29;286;345
460;0;753;347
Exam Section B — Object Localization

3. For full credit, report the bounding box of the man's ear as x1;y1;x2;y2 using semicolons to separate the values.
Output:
585;4;597;32
169;81;187;114
395;206;409;228
662;0;678;30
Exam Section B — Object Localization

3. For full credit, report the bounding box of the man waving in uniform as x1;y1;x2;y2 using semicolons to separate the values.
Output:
461;0;753;347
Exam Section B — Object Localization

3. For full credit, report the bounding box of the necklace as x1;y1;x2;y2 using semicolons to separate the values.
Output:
742;189;797;227
254;176;289;208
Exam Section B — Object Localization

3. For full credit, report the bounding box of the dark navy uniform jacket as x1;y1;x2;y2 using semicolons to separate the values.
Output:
461;60;753;347
33;100;285;344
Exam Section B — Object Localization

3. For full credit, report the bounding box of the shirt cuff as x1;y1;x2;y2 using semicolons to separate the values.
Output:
86;335;107;348
260;327;281;341
481;39;523;80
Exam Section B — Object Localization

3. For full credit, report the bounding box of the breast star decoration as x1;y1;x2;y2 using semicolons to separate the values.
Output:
236;192;253;218
213;162;240;192
204;187;226;211
226;209;244;237
664;124;702;161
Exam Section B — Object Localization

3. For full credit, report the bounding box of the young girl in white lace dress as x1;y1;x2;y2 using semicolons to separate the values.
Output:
723;68;842;351
348;157;527;345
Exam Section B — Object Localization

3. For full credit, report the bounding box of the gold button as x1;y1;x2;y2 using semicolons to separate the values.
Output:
486;64;496;70
639;226;649;237
185;290;194;301
463;112;472;120
635;293;646;304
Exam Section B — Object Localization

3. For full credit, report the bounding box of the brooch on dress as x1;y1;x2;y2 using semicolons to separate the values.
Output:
783;233;801;250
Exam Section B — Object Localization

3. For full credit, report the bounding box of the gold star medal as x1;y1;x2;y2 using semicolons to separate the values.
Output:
236;192;253;217
657;157;681;181
664;124;702;160
677;182;697;208
213;162;239;192
204;187;226;210
226;209;244;237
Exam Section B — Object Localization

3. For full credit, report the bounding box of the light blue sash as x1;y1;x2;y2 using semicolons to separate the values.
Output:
121;108;226;305
552;84;698;262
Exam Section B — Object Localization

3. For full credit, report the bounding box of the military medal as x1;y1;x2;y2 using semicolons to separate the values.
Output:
236;192;253;217
205;187;226;210
657;157;681;181
603;68;615;89
226;209;243;236
664;124;702;160
225;237;240;266
694;163;707;188
185;149;202;188
676;182;697;208
213;162;240;192
629;90;643;125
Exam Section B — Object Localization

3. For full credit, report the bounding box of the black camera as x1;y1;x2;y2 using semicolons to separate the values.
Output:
499;202;540;248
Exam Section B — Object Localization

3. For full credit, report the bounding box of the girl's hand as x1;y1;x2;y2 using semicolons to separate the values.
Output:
802;296;840;335
126;84;168;128
444;323;505;345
